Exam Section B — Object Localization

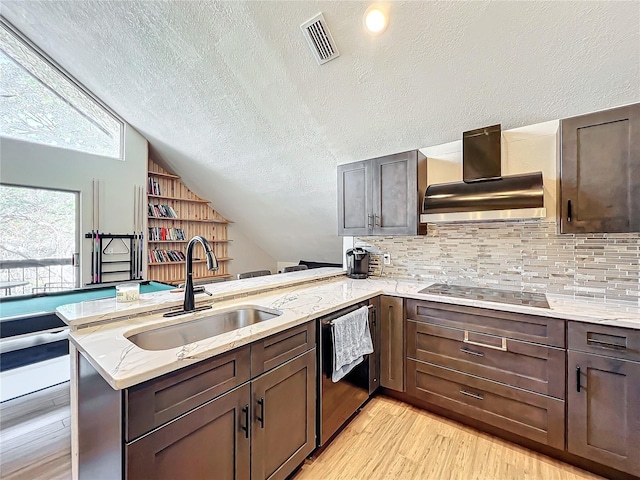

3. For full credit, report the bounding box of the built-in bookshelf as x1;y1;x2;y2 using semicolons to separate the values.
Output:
147;158;232;284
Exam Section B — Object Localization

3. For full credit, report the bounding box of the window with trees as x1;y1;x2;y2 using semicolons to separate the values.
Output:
0;20;123;159
0;184;78;296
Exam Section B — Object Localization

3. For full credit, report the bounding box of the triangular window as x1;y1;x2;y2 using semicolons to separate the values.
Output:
0;21;123;159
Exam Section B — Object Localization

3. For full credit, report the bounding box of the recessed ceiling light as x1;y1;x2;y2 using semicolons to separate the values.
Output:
363;5;389;35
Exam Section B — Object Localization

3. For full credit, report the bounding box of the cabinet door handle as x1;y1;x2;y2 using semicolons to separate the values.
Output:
256;397;265;428
567;200;572;222
576;366;581;393
241;404;249;438
463;331;507;351
367;214;373;228
587;338;625;350
460;390;484;401
460;347;484;357
374;214;380;227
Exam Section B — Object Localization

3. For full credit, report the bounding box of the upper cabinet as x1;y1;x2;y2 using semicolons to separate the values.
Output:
337;150;427;236
560;103;640;233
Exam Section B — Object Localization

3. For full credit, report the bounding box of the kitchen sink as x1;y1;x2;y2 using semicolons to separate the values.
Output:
126;306;282;351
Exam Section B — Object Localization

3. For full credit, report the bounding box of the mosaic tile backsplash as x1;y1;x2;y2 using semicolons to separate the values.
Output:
358;221;640;304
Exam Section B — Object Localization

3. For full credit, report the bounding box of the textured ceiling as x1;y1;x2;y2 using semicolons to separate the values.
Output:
2;1;639;263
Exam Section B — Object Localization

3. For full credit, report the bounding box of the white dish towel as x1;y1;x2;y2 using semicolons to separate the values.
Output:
332;306;374;382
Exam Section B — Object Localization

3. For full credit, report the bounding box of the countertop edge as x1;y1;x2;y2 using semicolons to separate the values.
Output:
70;276;640;391
58;269;346;327
395;291;640;325
71;289;382;390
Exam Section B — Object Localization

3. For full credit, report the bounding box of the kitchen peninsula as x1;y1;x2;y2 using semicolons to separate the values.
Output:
60;268;640;480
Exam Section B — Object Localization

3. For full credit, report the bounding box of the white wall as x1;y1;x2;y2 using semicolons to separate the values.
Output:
0;126;148;285
420;120;559;220
227;225;277;277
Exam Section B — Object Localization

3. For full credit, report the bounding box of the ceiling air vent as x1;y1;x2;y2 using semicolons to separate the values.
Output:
300;13;340;65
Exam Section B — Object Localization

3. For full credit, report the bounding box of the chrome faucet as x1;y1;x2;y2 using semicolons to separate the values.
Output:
164;235;218;317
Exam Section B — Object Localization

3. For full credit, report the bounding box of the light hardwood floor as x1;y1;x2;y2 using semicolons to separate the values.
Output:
295;396;602;480
0;382;71;480
0;386;602;480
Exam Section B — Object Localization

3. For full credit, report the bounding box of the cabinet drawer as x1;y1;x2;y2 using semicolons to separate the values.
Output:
406;299;565;347
568;322;640;362
407;320;566;399
251;322;315;376
126;346;250;441
406;359;565;450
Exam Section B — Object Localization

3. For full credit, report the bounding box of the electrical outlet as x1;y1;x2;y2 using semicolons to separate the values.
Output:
383;253;391;265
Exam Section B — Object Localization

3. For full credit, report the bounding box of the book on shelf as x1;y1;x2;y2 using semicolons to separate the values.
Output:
149;249;187;263
148;203;178;218
148;227;186;241
148;177;161;196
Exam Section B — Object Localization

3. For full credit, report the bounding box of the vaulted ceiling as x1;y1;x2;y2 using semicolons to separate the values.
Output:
3;1;639;262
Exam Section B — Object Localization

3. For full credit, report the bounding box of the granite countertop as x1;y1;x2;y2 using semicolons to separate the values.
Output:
57;267;346;327
63;272;640;391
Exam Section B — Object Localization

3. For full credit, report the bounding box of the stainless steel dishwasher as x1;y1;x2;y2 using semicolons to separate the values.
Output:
317;300;379;447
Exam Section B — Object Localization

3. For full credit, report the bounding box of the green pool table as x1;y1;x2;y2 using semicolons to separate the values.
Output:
0;281;174;321
0;281;174;371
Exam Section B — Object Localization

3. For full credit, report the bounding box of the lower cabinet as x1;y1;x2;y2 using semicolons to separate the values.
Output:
406;359;565;449
379;296;405;392
567;351;640;475
127;383;251;480
404;300;566;450
406;320;566;399
251;349;316;480
75;322;319;480
81;297;640;480
401;304;640;478
126;349;316;480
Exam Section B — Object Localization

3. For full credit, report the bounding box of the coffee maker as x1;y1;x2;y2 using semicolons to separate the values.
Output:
346;248;370;279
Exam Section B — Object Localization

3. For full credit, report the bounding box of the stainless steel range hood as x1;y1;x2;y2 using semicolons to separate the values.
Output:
420;124;546;223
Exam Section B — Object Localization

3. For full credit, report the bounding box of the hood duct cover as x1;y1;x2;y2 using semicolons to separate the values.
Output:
421;172;545;223
421;123;545;223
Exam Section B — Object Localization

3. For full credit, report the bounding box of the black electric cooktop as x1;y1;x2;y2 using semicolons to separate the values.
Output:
418;283;550;309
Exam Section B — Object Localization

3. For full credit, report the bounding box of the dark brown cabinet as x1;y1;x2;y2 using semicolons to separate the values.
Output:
337;160;371;236
406;320;566;399
405;299;565;348
127;349;316;480
79;323;317;480
251;349;316;480
127;384;251;480
560;103;640;233
337;150;427;236
404;300;566;449
379;296;405;392
251;322;315;376
406;358;565;450
567;323;640;476
126;346;251;441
